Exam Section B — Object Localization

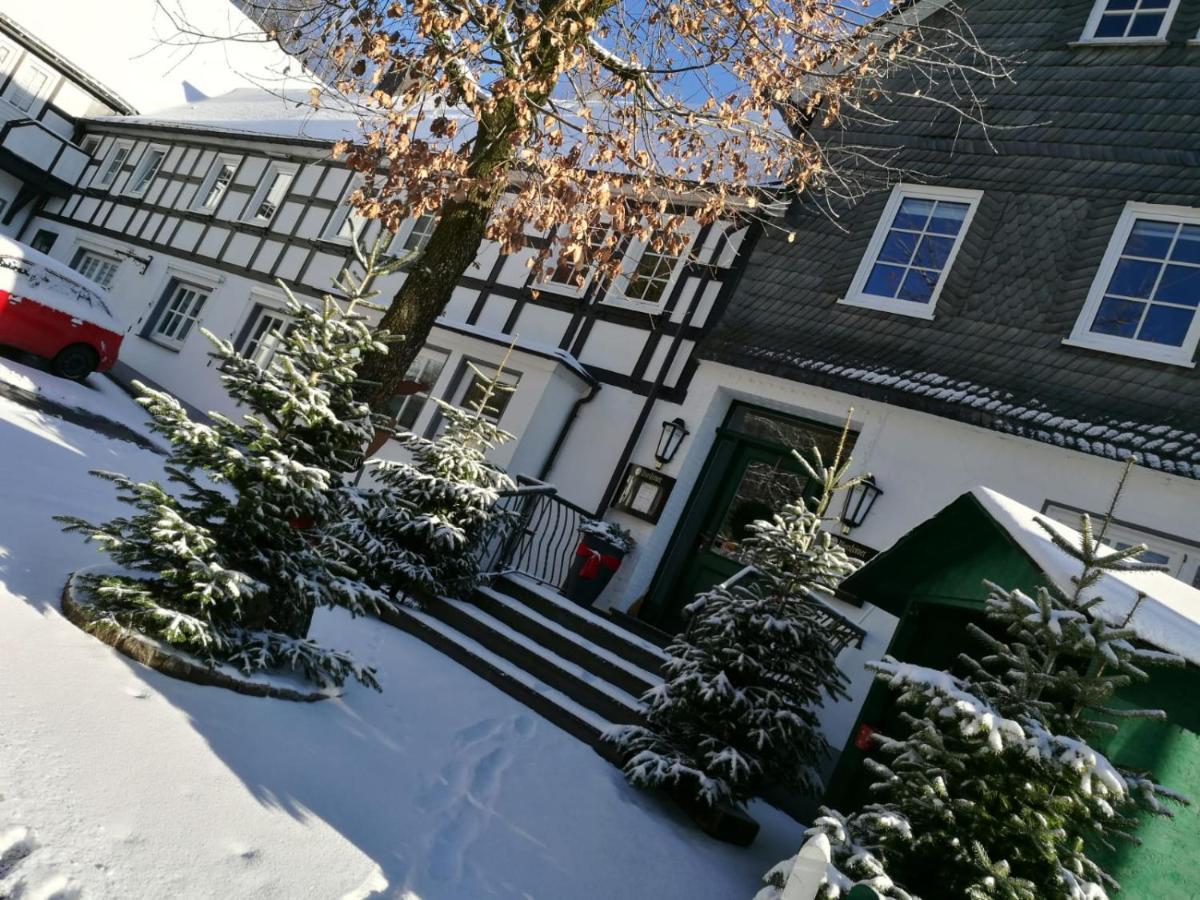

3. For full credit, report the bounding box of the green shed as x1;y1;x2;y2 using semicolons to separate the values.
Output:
824;487;1200;899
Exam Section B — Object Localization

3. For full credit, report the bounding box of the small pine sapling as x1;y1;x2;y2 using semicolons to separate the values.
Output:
766;460;1187;899
56;235;403;689
328;348;517;602
609;419;866;808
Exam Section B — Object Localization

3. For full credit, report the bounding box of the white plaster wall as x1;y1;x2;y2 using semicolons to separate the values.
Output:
577;320;643;375
507;368;590;480
607;360;1200;616
540;385;646;511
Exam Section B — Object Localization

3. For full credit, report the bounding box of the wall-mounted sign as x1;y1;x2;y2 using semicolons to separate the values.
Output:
613;464;675;523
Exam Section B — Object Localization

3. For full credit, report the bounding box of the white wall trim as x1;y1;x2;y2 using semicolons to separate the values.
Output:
838;183;982;320
1066;200;1200;367
1078;0;1181;43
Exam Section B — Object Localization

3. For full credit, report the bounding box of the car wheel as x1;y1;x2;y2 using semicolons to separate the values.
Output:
50;344;99;381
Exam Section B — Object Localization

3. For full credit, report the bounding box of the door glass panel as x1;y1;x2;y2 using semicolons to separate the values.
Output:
725;405;854;461
709;457;811;561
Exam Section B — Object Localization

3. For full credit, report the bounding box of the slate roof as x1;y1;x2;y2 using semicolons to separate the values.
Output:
703;0;1200;478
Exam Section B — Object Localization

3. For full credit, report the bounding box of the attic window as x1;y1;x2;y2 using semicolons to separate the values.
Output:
1066;202;1200;366
839;185;981;320
126;146;167;198
1081;0;1178;42
193;155;238;212
245;162;297;224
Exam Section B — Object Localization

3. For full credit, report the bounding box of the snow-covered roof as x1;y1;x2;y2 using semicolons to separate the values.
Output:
3;0;320;114
92;87;376;144
974;487;1200;666
0;234;118;325
434;320;597;386
94;87;782;187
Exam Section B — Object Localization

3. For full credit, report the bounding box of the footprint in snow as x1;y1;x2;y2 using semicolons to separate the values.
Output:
0;827;80;899
418;714;535;884
124;686;149;699
0;825;36;881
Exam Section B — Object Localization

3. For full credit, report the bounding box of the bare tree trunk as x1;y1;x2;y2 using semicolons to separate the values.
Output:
357;193;494;410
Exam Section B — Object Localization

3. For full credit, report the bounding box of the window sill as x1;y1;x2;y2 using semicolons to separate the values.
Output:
532;281;590;300
1061;336;1196;368
1068;38;1169;47
601;295;666;315
836;295;937;321
142;335;184;353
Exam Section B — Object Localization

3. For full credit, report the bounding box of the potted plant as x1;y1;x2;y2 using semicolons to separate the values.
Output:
561;520;635;607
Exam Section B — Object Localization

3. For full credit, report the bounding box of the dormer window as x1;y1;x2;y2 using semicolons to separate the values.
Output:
839;185;981;320
1066;202;1200;366
1081;0;1178;42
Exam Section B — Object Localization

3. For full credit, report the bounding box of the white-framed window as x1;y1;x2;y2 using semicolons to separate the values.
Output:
95;141;133;189
1043;502;1199;587
245;162;297;223
126;145;167;197
538;221;611;297
70;248;121;290
79;135;102;158
4;59;52;114
322;175;369;244
152;280;210;347
193;155;238;212
839;184;981;320
386;347;450;429
1080;0;1178;42
238;304;292;368
607;222;699;310
393;212;438;256
0;37;18;76
1065;202;1200;366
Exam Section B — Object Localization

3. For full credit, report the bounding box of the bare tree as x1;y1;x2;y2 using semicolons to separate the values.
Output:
180;0;1009;411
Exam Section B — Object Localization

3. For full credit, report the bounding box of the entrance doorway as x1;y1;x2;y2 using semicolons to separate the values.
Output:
640;403;856;634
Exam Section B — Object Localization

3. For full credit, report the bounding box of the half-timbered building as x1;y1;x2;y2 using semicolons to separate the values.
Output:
5;0;1200;784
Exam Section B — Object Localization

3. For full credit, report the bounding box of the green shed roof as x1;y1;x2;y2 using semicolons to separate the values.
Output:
841;488;1200;665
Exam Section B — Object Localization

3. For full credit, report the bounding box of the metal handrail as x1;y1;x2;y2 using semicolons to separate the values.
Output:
473;476;597;590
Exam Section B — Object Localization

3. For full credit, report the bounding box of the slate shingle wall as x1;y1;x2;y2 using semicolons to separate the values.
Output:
703;0;1200;477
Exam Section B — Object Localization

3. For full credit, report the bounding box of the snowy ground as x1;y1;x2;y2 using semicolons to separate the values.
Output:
0;363;805;899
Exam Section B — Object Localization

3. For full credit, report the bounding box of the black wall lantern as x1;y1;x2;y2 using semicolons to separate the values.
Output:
841;474;883;531
654;417;689;468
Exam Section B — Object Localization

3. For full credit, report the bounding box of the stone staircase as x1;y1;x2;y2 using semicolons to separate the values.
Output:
379;572;669;762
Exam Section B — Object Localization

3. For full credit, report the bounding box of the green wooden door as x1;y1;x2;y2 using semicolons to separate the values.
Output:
675;443;814;620
645;441;816;634
641;403;855;634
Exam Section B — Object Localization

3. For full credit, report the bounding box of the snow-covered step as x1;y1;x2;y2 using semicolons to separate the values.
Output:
423;597;647;726
493;573;669;674
378;602;625;762
473;585;661;698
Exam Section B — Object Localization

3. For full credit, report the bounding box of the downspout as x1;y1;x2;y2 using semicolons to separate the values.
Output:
538;377;601;481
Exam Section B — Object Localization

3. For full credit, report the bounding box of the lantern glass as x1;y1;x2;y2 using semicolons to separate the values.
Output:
841;476;882;529
654;417;688;466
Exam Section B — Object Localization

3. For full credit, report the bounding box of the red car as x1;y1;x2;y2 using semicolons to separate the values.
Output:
0;235;123;380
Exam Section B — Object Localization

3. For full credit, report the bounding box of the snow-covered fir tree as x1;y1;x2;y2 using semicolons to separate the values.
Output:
328;356;517;602
56;238;402;689
609;436;863;809
756;462;1186;900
